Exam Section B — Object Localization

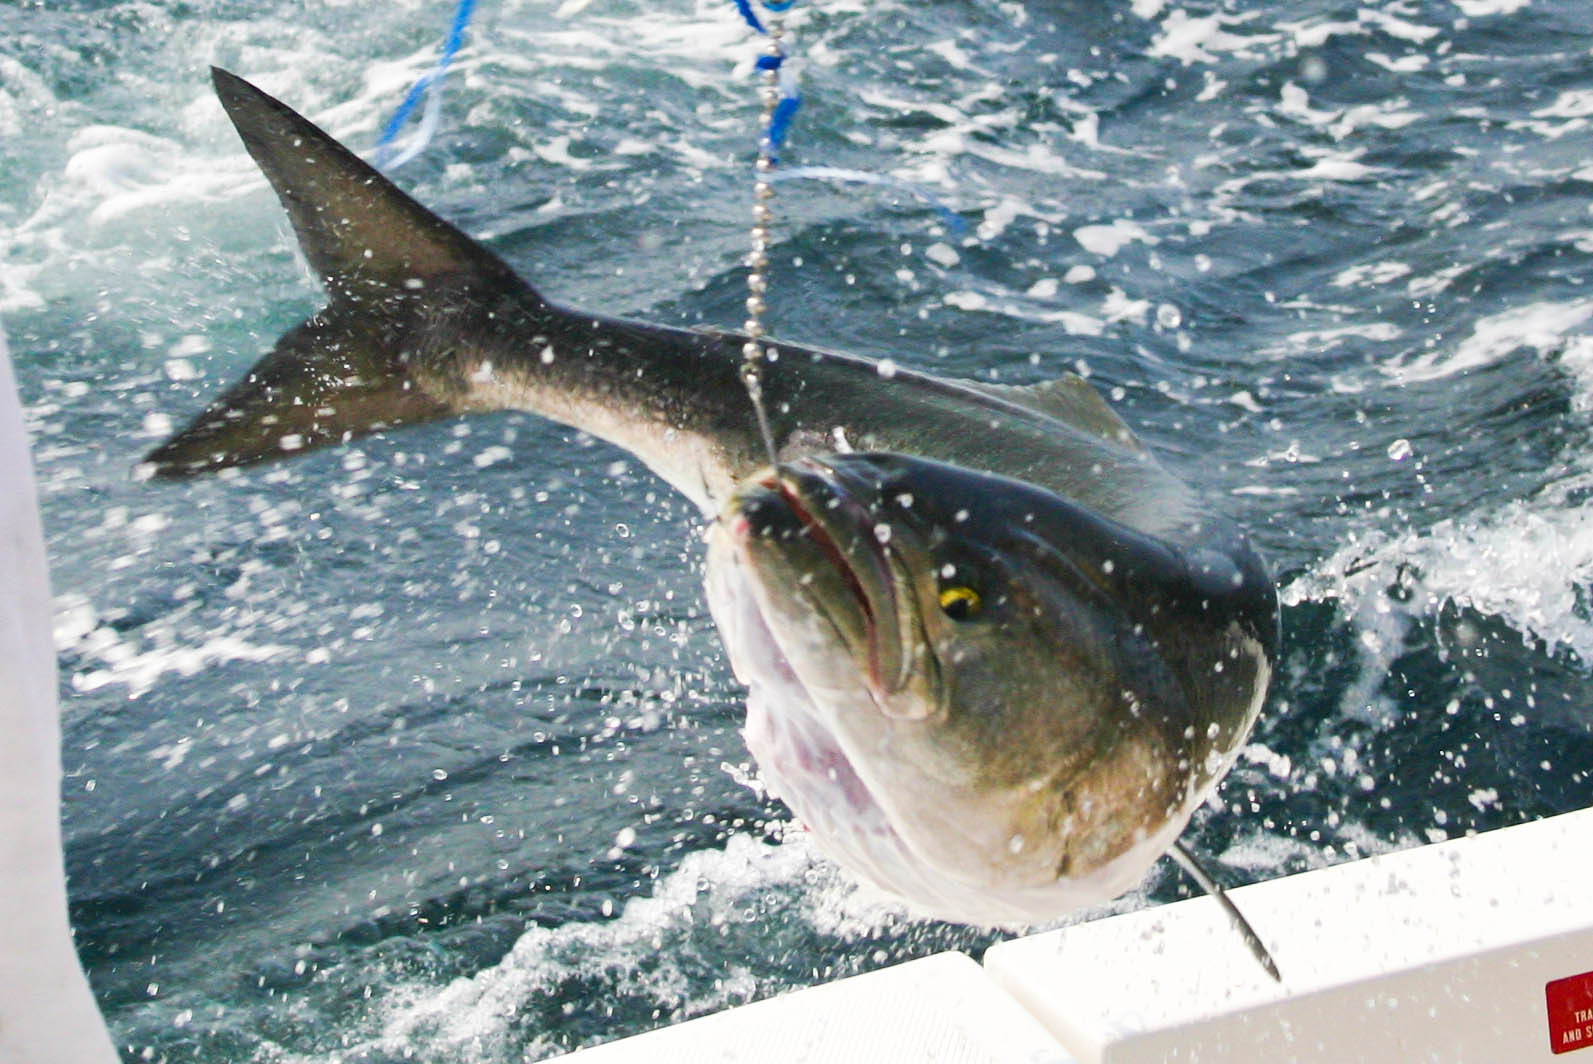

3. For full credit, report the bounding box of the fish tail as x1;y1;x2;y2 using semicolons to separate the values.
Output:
144;68;544;478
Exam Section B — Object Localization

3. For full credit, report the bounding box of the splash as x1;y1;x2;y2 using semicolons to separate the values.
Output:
262;832;909;1063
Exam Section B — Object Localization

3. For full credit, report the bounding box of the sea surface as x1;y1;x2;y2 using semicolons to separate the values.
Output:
5;0;1593;1059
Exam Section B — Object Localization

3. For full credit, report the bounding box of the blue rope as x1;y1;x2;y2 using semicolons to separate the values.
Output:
374;0;477;170
765;95;800;158
730;0;966;233
734;0;801;163
733;0;767;34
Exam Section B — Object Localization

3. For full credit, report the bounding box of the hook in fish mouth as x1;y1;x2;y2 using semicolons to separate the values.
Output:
723;456;917;702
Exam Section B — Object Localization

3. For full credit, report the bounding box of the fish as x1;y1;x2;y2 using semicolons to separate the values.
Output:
148;68;1277;932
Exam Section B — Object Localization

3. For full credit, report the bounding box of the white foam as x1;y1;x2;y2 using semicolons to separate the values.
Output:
54;592;290;700
1365;52;1430;73
1332;99;1423;139
290;831;904;1061
288;816;1169;1061
975;195;1061;242
1407;263;1468;300
1101;288;1151;327
1532;89;1593;120
1275;17;1366;51
1074;219;1158;257
1557;335;1593;412
68;632;291;700
1332;262;1411;289
1278;83;1335;127
1213;147;1378;204
1148;11;1278;65
1260;322;1402;359
0;0;757;314
1283;471;1593;664
925;39;976;73
2;102;270;314
1278;294;1593;669
948;290;1106;337
1451;0;1531;14
1386;298;1593;384
1357;8;1441;43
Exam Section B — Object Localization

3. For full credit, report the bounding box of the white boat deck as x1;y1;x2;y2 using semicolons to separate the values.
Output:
564;950;1075;1064
1;324;121;1063
566;807;1593;1063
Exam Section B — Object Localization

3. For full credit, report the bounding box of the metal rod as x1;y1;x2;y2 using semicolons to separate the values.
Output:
1170;840;1282;983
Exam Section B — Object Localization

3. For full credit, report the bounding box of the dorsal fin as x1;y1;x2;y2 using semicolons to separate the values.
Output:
962;374;1147;454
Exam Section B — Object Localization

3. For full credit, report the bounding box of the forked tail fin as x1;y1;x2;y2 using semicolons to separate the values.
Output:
144;68;541;478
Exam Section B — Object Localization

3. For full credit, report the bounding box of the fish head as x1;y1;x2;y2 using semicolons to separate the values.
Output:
708;452;1274;923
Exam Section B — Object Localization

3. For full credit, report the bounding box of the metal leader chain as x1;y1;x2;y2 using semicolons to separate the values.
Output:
740;10;790;467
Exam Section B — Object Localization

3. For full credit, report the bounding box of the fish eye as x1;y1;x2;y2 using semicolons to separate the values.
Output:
938;585;982;621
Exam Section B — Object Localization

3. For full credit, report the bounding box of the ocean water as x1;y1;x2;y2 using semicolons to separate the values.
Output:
6;0;1593;1058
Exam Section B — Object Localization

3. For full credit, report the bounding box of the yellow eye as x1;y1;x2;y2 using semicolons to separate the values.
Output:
938;585;982;620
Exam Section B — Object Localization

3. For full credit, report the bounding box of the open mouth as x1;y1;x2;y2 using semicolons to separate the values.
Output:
732;457;903;697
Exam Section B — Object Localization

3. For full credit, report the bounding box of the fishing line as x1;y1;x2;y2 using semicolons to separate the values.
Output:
730;0;970;467
736;0;793;469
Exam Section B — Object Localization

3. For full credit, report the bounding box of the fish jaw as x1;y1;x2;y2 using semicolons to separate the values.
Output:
720;461;925;709
703;519;998;918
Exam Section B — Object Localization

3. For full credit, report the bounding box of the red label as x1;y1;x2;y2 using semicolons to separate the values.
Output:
1548;971;1593;1055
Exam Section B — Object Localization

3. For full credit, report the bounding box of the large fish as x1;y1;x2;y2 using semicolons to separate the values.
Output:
149;69;1277;934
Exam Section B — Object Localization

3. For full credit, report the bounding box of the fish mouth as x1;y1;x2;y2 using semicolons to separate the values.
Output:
726;456;913;701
